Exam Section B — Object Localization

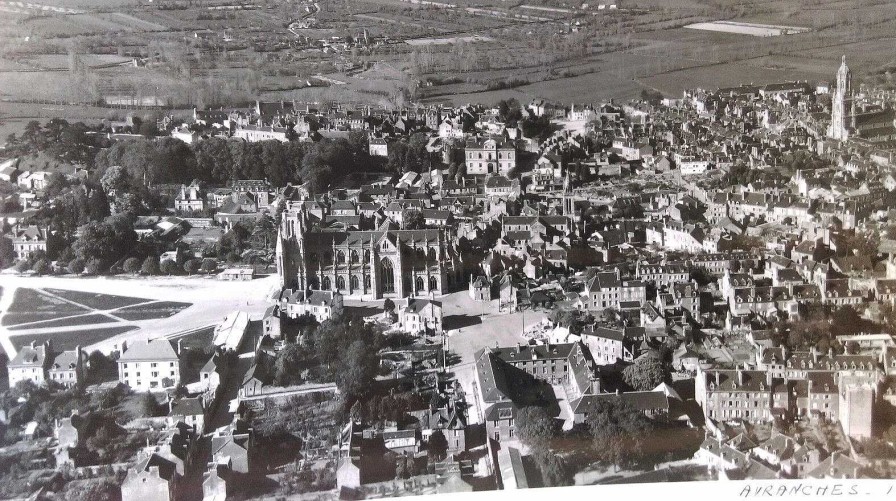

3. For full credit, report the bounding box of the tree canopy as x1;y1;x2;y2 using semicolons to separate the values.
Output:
622;354;670;391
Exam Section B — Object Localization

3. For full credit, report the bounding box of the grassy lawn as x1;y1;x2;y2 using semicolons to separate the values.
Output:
6;288;88;314
7;313;118;331
10;326;138;351
112;301;192;321
44;288;151;310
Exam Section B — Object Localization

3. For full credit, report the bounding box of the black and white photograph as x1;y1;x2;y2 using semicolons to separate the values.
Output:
0;0;895;499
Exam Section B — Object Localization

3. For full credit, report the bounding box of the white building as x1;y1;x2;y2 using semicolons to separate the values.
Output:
7;341;51;387
465;138;516;176
118;340;181;391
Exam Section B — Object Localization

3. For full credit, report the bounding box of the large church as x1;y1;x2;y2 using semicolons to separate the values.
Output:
827;55;896;143
276;201;463;300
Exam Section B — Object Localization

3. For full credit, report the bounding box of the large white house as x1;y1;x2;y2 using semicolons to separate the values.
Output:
465;137;516;175
118;340;181;391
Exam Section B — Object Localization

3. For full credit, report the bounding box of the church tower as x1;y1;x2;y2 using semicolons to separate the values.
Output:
827;55;852;141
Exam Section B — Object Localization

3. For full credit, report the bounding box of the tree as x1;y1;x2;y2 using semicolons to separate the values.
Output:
123;257;141;274
160;259;179;275
0;236;14;269
183;258;200;275
383;298;395;314
67;258;85;275
273;343;307;387
31;259;50;276
72;217;138;271
200;258;217;274
532;450;572;487
404;210;426;230
516;406;558;452
335;339;378;403
587;399;655;471
14;260;29;273
123;392;157;420
622;354;670;391
428;429;448;461
141;256;159;275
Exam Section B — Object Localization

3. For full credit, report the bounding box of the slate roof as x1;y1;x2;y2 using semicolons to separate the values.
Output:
119;340;179;362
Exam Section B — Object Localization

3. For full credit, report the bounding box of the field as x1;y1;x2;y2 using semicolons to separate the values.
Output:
0;285;193;356
684;21;811;37
0;0;893;124
10;326;138;351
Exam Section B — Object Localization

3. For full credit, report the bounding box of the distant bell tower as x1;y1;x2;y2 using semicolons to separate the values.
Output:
827;55;852;141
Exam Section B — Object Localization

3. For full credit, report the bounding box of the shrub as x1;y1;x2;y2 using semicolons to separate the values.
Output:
160;259;179;275
123;257;141;274
67;258;85;275
141;256;159;275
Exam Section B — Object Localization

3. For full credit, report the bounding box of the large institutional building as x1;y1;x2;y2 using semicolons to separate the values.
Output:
276;202;463;300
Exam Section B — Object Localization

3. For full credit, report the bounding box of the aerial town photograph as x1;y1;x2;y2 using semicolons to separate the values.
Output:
0;0;895;499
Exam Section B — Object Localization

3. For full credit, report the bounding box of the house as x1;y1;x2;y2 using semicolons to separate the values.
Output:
580;325;637;365
484;176;521;199
409;395;468;454
121;453;181;501
470;275;491;301
8;341;51;387
279;289;343;323
398;298;443;335
0;157;18;183
369;137;388;157
175;181;206;213
168;397;205;433
805;451;864;479
48;347;86;388
17;170;49;191
583;270;647;311
118;339;181;391
210;422;253;474
465;137;516;175
10;225;49;260
218;267;255;281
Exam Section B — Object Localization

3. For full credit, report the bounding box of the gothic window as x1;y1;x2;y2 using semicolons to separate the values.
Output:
364;250;371;262
336;250;345;264
351;275;360;290
322;276;331;290
336;276;345;290
416;276;424;293
428;248;436;260
364;275;371;289
429;276;438;292
381;258;395;294
351;250;359;263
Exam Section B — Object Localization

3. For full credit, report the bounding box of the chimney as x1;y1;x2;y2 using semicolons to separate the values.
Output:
737;368;744;385
715;371;720;386
177;339;183;356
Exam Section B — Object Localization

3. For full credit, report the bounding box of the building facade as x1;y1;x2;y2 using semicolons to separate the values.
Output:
277;203;462;300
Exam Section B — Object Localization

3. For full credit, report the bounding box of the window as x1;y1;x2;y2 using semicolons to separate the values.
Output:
509;429;514;438
170;362;175;367
152;371;158;378
380;258;395;293
151;363;157;368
